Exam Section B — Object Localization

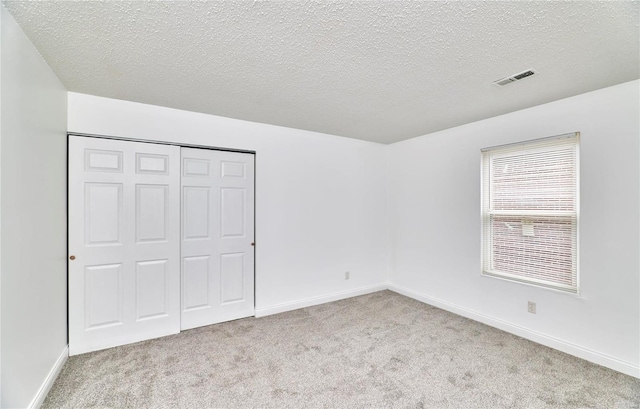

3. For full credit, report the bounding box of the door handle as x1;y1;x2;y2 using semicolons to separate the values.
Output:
69;255;76;260
251;242;255;246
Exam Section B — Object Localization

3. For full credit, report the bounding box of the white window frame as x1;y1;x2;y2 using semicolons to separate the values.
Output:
481;133;580;293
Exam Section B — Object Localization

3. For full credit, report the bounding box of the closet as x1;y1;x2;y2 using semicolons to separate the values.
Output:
68;136;255;355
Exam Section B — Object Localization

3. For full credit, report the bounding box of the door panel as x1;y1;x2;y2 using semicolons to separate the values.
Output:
180;148;255;330
135;184;169;242
183;158;210;176
136;153;169;174
135;259;169;320
85;183;123;245
221;188;246;237
220;253;245;303
183;187;210;239
182;255;210;311
69;136;181;355
85;149;123;172
221;160;246;178
84;263;123;329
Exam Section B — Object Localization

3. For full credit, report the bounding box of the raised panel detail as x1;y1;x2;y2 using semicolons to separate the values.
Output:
184;187;210;239
85;149;123;172
220;253;244;304
221;161;246;178
184;158;210;177
136;184;168;242
136;260;168;320
221;188;245;238
85;183;122;245
85;264;123;329
137;153;168;174
183;256;210;311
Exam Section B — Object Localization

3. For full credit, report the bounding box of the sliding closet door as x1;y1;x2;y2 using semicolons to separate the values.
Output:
68;136;181;355
181;148;255;330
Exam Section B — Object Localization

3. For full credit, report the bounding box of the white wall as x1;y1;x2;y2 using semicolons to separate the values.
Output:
388;80;640;377
0;6;3;405
67;92;389;315
1;5;68;408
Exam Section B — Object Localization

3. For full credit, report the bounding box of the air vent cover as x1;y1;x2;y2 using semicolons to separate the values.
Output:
493;69;536;87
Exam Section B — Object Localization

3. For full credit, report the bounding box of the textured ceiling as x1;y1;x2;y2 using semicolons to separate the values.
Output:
3;1;639;144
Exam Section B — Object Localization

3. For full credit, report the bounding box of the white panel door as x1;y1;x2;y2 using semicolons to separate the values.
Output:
181;148;255;330
69;136;181;355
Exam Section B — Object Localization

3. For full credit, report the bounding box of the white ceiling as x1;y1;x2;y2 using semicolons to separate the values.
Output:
3;1;639;144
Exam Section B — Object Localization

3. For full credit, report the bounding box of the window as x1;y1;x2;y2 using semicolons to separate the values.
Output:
481;133;579;293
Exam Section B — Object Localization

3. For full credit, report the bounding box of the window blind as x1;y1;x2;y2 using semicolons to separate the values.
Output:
481;133;579;293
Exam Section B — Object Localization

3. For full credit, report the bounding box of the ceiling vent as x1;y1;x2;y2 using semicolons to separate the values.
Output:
492;69;536;87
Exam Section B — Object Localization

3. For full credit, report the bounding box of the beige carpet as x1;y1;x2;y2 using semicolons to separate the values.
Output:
43;291;639;408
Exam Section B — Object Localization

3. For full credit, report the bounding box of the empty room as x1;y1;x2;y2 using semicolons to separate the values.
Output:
1;1;639;408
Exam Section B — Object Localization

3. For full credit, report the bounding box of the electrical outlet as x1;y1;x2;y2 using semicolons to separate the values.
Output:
528;301;536;314
345;271;350;280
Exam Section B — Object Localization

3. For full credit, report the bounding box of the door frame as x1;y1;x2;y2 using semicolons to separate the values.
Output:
66;132;257;339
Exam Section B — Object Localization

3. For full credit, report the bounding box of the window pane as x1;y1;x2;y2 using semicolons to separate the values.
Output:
491;147;577;212
490;215;576;288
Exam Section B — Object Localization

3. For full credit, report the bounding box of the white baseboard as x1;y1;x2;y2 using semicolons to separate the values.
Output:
255;283;388;318
388;283;640;379
29;345;68;409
